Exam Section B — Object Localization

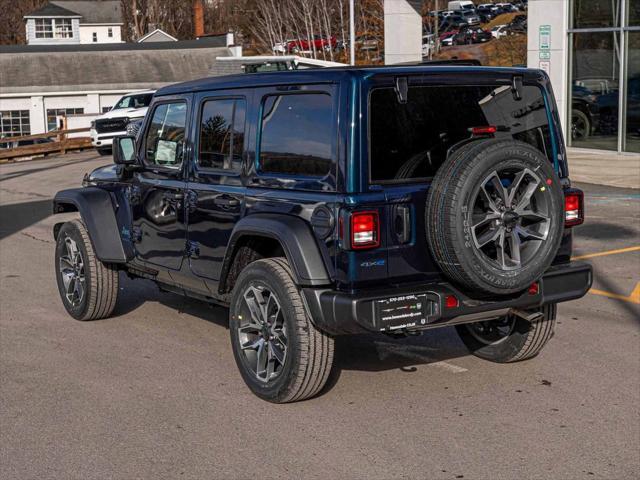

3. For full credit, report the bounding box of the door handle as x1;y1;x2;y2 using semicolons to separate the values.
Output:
214;196;239;207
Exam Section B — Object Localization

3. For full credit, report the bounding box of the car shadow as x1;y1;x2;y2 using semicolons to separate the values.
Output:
111;276;471;396
0;199;52;240
0;154;100;183
573;221;637;241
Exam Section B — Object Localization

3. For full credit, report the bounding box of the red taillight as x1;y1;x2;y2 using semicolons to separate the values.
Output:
445;295;459;309
564;189;584;227
470;125;497;136
350;211;380;249
528;282;539;295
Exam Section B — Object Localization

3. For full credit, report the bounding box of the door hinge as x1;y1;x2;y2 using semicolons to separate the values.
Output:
186;240;200;258
126;185;141;205
185;190;198;213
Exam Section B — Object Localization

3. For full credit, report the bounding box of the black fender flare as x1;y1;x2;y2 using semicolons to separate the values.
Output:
53;187;132;263
219;213;332;292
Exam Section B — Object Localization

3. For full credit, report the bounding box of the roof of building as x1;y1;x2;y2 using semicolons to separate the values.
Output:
0;37;232;94
24;2;81;18
52;1;122;24
24;1;122;24
138;29;178;43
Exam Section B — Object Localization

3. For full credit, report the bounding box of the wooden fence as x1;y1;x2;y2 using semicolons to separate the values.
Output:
0;119;93;162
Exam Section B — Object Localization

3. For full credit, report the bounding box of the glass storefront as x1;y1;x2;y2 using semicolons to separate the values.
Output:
569;0;640;153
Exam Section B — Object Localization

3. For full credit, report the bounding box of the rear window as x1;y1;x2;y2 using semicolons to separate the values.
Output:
259;93;334;177
369;84;552;183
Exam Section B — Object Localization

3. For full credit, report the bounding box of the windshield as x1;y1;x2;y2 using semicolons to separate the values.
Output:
114;93;153;110
369;83;553;183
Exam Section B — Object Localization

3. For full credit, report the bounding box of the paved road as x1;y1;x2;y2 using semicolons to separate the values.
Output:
1;151;639;479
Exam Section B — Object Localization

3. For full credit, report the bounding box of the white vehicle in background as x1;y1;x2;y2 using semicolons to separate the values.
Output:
90;90;155;155
491;24;509;38
448;1;476;11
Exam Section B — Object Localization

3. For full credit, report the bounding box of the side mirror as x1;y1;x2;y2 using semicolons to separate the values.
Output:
113;136;137;165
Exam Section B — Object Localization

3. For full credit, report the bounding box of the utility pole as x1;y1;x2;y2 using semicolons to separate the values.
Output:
349;0;355;65
433;0;439;60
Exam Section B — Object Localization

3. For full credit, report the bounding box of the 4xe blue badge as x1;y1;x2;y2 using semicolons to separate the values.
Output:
360;259;385;268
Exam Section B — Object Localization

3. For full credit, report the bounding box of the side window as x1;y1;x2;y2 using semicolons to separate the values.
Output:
259;93;334;177
144;102;187;167
198;98;246;170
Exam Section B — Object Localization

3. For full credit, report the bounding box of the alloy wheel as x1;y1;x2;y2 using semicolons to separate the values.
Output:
469;167;551;271
236;284;288;383
59;236;86;307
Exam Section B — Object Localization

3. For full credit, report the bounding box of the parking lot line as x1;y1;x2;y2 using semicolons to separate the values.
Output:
572;245;640;261
589;283;640;305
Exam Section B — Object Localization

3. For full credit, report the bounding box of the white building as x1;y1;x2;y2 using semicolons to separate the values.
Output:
24;1;123;45
527;0;639;154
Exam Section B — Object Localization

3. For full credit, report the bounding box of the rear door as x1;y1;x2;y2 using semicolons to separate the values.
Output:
367;75;557;284
186;90;251;281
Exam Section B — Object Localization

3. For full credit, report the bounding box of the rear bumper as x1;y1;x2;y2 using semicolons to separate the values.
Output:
302;262;593;335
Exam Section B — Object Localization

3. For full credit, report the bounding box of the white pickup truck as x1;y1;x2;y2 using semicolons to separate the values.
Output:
91;90;155;155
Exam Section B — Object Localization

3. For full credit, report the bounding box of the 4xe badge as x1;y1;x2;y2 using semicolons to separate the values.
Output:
360;259;385;268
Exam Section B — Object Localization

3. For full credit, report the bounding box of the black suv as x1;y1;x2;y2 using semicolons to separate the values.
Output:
52;66;592;403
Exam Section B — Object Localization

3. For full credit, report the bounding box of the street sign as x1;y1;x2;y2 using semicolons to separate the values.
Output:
539;61;551;73
539;51;551;60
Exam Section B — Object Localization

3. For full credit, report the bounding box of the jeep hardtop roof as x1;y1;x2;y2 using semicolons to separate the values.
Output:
156;65;544;97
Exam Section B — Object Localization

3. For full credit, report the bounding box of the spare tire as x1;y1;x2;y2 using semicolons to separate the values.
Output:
426;139;564;295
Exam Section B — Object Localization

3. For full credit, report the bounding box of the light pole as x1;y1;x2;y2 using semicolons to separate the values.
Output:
349;0;355;65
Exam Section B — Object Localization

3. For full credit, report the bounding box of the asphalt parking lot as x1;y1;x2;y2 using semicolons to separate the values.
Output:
1;150;638;479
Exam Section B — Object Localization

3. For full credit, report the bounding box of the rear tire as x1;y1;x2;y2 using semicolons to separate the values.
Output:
455;304;557;362
55;219;119;320
229;258;334;403
96;147;111;156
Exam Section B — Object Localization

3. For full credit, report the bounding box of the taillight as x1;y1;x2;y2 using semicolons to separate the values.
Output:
350;211;380;249
564;189;584;227
470;125;497;136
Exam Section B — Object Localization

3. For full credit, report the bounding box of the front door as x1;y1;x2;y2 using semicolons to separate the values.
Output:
186;92;249;281
131;98;190;270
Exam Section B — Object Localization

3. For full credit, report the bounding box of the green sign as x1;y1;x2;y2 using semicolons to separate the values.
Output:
539;25;551;50
539;51;551;60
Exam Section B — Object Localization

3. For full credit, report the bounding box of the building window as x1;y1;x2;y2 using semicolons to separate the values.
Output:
35;19;53;38
569;0;639;153
55;18;73;38
102;106;112;113
46;108;84;131
92;32;97;43
35;18;74;39
108;27;113;38
0;111;31;138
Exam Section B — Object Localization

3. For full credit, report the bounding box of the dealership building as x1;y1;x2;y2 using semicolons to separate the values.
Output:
383;0;640;156
527;0;639;154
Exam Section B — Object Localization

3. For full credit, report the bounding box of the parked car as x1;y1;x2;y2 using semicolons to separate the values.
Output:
286;35;337;53
0;137;54;150
491;24;509;38
495;2;520;13
90;90;155;155
52;65;591;403
441;10;481;29
439;30;458;46
448;0;476;12
454;27;492;45
422;34;437;57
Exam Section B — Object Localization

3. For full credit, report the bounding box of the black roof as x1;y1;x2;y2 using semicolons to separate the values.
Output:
156;65;536;97
0;35;226;54
24;2;81;18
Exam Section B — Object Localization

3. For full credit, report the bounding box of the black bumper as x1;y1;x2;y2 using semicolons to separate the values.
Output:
302;262;593;335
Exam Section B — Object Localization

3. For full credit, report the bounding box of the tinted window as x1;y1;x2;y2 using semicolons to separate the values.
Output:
259;93;334;176
369;85;552;183
198;98;246;170
145;102;187;167
115;93;154;109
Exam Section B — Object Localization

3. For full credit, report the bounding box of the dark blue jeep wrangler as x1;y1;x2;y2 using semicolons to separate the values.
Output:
53;65;592;403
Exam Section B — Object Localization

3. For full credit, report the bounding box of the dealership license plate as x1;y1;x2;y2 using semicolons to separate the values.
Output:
374;294;437;331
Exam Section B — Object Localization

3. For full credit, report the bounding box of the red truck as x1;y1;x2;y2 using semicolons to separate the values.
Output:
286;35;337;53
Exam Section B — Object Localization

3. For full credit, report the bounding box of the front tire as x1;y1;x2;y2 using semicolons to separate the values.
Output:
455;303;557;362
55;220;119;320
96;147;112;156
229;258;334;403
